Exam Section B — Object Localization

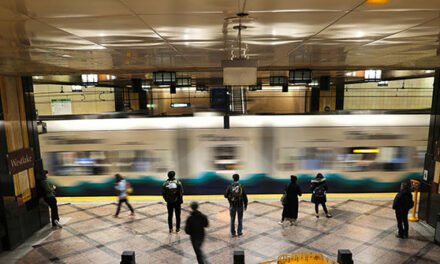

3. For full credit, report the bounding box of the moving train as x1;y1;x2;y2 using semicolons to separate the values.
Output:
39;114;429;196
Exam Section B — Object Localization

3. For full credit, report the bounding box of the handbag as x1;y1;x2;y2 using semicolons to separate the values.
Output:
126;182;133;194
281;192;287;206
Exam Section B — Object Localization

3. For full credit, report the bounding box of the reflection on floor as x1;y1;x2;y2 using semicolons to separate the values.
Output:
16;199;440;264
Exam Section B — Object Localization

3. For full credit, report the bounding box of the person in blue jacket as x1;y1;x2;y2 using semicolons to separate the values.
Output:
393;181;414;238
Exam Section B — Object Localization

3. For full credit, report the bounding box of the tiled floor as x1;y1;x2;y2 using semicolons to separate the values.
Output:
13;199;440;264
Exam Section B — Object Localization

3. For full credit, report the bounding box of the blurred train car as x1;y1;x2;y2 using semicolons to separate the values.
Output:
39;114;429;196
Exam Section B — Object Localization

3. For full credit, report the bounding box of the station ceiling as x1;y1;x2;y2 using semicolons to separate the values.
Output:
0;0;439;75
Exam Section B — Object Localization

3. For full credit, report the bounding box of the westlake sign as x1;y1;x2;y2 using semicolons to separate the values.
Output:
6;148;34;175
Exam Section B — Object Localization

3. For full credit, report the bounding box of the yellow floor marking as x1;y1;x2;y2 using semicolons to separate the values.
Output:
57;193;398;202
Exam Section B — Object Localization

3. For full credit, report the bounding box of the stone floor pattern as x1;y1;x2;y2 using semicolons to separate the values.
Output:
16;199;440;264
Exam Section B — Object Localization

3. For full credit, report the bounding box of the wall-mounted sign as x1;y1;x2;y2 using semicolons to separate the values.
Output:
423;170;428;181
6;148;34;175
51;99;72;115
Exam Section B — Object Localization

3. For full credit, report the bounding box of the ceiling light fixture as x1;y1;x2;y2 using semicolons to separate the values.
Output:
222;12;257;86
81;74;98;86
364;70;382;82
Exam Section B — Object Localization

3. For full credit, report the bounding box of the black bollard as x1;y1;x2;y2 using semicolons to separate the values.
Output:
233;250;245;264
121;251;136;264
337;249;353;264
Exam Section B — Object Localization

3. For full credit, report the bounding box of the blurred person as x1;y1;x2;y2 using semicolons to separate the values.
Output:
41;170;62;228
311;173;332;218
280;175;302;226
113;174;135;217
185;202;209;264
393;181;414;238
162;171;184;233
225;174;248;237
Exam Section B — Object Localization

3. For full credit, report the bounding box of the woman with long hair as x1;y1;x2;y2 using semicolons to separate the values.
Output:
281;175;302;225
113;173;135;217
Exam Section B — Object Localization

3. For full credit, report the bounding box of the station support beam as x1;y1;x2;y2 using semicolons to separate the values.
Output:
335;77;344;110
310;87;320;112
419;69;440;226
0;76;48;250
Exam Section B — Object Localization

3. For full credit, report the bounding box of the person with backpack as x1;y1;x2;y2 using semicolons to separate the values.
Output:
224;174;248;237
311;173;332;218
113;174;135;217
162;171;184;233
41;170;62;228
280;175;302;225
393;181;414;238
185;202;209;264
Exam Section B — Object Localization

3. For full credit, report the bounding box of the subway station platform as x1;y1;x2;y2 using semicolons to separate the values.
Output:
2;199;439;264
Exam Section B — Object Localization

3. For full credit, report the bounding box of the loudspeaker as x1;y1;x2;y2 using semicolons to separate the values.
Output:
170;84;176;94
435;214;440;246
233;250;244;264
282;84;288;92
320;76;330;91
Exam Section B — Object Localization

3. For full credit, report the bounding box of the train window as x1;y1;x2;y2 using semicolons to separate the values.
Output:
211;145;242;173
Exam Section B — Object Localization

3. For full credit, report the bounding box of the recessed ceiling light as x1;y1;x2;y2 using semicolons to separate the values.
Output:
356;31;365;38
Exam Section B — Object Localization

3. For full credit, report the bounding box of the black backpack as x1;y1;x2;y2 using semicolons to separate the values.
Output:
229;183;242;204
164;180;180;203
313;184;326;198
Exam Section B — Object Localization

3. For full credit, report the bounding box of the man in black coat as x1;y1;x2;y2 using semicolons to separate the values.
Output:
185;202;209;264
393;181;414;238
224;174;248;237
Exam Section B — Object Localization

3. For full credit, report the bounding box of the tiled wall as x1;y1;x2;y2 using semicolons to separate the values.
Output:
344;77;433;110
34;84;115;116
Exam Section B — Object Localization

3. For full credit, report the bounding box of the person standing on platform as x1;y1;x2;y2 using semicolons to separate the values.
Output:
311;173;332;218
225;174;248;237
185;202;209;264
393;181;414;238
281;175;302;225
162;171;184;233
41;170;62;228
113;174;135;217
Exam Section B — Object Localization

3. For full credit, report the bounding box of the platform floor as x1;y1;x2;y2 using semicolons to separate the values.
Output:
11;199;440;264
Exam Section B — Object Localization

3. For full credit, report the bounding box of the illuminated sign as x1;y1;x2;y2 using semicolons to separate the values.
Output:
171;103;191;108
353;149;380;154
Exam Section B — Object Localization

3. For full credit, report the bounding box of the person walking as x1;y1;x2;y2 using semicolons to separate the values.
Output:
311;173;332;218
225;174;248;237
280;175;302;225
162;171;184;233
393;181;414;238
113;174;135;217
185;202;209;264
41;170;62;228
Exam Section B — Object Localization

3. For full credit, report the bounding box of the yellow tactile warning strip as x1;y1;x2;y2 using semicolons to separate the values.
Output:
57;193;398;202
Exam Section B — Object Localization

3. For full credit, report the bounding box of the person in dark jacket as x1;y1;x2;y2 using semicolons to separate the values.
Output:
185;202;209;264
311;173;332;218
41;170;62;228
393;181;414;238
280;175;302;225
224;174;248;237
162;171;184;233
